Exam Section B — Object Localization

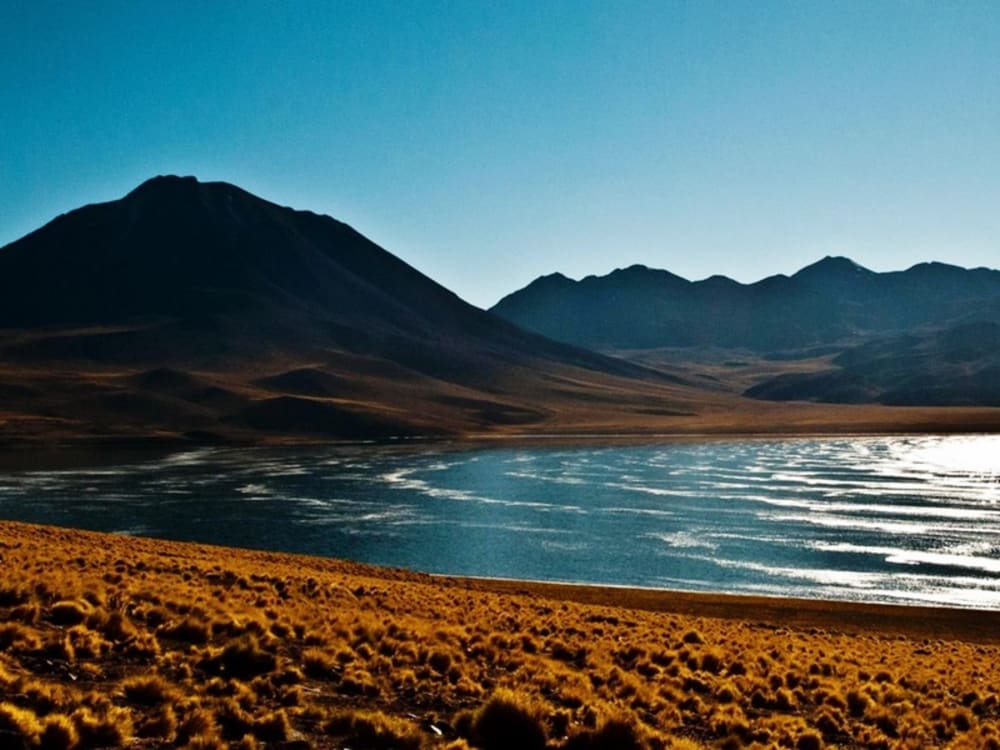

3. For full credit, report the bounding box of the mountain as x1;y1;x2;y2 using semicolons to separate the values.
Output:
0;176;699;443
0;176;647;373
492;257;1000;352
746;321;1000;406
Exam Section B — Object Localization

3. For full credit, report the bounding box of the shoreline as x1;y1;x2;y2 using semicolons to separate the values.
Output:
2;400;1000;457
5;520;997;642
0;425;997;471
3;508;1000;623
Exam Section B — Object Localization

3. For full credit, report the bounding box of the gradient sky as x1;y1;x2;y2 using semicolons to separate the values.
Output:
2;1;999;308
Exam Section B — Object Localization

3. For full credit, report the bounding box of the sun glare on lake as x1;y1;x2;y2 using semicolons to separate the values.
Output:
901;435;1000;479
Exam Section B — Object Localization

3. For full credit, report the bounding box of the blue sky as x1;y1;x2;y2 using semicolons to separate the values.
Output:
2;1;998;308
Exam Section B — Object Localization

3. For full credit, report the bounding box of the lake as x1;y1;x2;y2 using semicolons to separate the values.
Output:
1;434;998;608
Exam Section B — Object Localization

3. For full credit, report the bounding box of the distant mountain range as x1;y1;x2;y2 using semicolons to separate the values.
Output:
492;257;1000;351
0;176;698;443
492;257;1000;407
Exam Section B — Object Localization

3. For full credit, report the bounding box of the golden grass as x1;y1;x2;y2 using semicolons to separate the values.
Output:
1;520;999;749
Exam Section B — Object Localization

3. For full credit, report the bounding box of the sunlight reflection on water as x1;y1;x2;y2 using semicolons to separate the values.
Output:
896;434;999;479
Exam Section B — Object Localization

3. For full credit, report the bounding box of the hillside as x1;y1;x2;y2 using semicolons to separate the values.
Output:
746;321;1000;406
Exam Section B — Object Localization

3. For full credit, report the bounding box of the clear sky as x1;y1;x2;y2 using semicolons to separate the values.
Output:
2;1;999;308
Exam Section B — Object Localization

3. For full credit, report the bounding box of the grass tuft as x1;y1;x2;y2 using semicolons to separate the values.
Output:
39;713;79;750
120;675;175;706
49;600;93;627
0;702;43;748
160;616;212;645
466;691;546;750
565;718;645;750
205;636;278;679
71;705;132;747
323;710;423;750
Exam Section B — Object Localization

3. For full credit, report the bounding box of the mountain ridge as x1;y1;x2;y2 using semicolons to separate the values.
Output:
492;256;1000;352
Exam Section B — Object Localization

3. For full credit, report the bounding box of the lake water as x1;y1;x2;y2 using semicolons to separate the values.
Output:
1;434;998;608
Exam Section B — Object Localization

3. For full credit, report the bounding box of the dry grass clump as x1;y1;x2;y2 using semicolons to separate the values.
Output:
564;717;644;750
0;701;43;748
119;675;177;706
47;600;92;627
202;635;278;680
2;520;1000;749
324;709;424;749
456;690;547;750
38;713;78;750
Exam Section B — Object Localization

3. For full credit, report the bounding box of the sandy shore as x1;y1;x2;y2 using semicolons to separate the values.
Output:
1;521;999;749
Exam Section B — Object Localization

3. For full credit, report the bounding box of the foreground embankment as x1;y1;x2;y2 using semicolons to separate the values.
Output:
0;521;998;749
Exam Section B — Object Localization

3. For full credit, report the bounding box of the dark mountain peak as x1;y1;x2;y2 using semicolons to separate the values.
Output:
517;271;576;292
123;174;270;214
904;260;967;276
118;177;354;241
793;255;873;280
118;175;234;227
616;263;651;274
608;263;680;277
601;264;689;287
491;271;576;311
696;274;740;289
129;174;200;194
0;175;441;327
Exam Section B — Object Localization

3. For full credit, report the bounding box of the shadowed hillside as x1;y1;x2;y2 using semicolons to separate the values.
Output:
747;321;1000;406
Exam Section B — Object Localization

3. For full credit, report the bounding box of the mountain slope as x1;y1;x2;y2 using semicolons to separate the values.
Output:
0;176;706;442
746;322;1000;406
492;257;1000;352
